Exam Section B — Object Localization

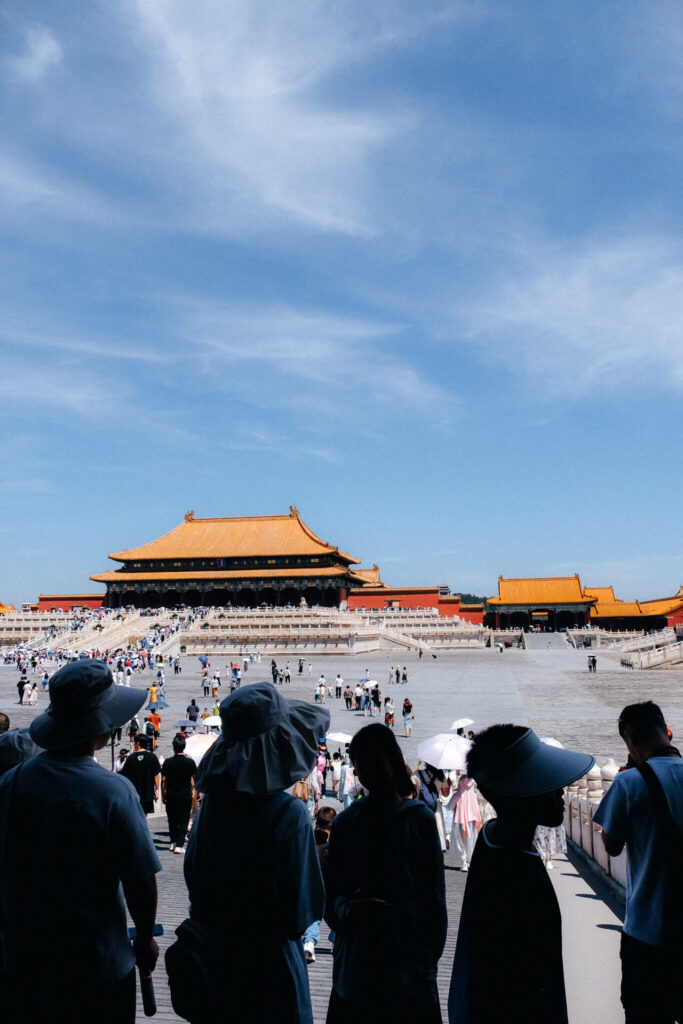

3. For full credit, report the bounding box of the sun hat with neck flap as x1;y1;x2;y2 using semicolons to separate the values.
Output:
30;660;147;750
195;682;330;795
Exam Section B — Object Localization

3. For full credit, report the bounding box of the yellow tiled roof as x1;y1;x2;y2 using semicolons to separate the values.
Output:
586;583;683;618
488;575;593;606
108;508;360;565
590;601;643;618
349;564;385;586
583;586;616;602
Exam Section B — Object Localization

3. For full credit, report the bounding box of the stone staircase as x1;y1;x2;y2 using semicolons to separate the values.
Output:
621;640;683;669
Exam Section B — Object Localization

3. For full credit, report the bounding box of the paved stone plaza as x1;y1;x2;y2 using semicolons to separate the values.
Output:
2;640;681;1022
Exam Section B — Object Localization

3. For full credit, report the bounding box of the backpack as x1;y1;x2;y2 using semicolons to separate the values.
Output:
293;780;310;802
145;721;155;737
417;770;438;812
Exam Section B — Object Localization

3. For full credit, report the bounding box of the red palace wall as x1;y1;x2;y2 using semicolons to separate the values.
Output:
348;588;484;623
37;594;104;612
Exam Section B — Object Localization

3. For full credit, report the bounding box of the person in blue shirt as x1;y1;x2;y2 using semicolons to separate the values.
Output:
593;701;683;1024
0;660;161;1024
182;683;329;1024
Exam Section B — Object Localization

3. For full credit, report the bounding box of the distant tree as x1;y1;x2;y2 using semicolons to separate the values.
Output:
457;593;488;605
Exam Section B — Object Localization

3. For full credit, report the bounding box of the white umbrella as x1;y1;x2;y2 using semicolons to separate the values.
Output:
449;717;474;731
185;732;218;764
327;731;352;744
203;718;221;731
417;733;472;771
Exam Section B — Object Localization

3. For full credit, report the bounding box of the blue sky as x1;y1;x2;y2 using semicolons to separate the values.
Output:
2;1;683;605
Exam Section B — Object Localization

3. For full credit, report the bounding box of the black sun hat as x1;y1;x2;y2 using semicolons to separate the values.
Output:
30;660;147;750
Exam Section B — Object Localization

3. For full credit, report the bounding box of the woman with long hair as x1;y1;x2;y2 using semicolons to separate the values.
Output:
324;724;447;1024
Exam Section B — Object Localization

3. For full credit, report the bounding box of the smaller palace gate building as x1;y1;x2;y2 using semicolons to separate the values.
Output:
486;575;595;630
90;508;378;609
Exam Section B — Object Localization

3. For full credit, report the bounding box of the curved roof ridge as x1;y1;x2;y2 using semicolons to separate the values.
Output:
107;510;362;564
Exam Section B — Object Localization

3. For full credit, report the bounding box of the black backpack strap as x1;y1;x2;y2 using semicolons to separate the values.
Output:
636;760;683;946
636;761;681;846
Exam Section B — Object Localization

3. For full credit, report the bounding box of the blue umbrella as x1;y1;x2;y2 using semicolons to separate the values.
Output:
198;655;209;664
174;720;196;729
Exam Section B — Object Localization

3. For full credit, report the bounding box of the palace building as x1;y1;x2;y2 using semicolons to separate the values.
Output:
486;575;683;631
486;575;594;630
90;508;381;609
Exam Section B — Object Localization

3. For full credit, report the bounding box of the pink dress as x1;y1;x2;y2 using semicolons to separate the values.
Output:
454;776;482;836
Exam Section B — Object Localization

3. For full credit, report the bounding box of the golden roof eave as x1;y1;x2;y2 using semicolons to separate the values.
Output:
90;565;355;584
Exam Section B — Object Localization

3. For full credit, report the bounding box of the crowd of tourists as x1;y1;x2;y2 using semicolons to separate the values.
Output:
0;659;680;1024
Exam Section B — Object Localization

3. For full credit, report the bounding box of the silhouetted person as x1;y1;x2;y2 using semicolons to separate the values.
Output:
448;725;594;1024
176;683;329;1023
594;701;682;1024
0;660;160;1024
161;734;197;854
325;723;447;1023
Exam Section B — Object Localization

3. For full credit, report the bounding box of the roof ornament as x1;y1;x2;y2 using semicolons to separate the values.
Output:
185;509;195;522
289;505;299;517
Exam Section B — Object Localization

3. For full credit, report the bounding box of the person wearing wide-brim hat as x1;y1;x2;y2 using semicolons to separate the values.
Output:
0;659;162;1024
180;682;329;1024
448;725;594;1024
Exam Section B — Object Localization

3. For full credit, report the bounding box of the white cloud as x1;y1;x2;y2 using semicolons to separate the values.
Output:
460;235;683;396
126;0;439;235
175;300;452;413
8;25;62;83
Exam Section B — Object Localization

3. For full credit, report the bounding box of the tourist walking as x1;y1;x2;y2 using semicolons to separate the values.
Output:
0;660;160;1024
174;684;329;1023
335;673;343;698
371;683;382;717
402;698;414;737
121;735;161;815
384;696;395;728
402;666;408;684
303;806;337;964
452;775;482;871
448;725;594;1023
593;701;683;1024
343;685;353;710
161;734;197;854
325;724;447;1023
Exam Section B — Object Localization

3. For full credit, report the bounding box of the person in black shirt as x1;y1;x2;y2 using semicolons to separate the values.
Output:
186;699;199;724
448;725;594;1024
120;735;161;815
161;734;197;853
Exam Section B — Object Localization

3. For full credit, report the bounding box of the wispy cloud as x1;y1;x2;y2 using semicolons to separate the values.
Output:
7;25;62;83
125;0;451;235
175;300;452;414
459;234;683;396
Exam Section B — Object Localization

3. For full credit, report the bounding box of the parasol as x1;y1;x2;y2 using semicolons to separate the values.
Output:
185;732;218;764
449;717;474;731
327;731;352;744
417;733;472;771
